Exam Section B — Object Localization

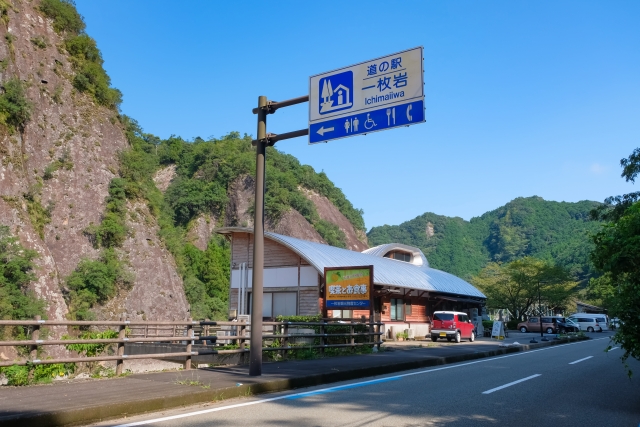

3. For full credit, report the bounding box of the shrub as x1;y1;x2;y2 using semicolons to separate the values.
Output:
84;178;128;248
43;149;73;180
30;36;48;49
23;191;53;240
314;219;347;248
506;319;519;330
0;78;33;131
0;226;45;329
39;0;85;35
65;248;133;320
0;362;74;386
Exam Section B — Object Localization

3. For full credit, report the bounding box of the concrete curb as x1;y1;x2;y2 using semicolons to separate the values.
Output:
0;336;588;427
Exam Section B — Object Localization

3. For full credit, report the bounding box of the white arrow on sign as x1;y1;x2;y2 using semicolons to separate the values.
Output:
316;126;334;136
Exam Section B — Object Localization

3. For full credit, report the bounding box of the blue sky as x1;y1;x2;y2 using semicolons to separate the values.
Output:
75;0;640;230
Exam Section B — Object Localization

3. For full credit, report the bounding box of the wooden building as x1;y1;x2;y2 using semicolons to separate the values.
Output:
216;228;486;338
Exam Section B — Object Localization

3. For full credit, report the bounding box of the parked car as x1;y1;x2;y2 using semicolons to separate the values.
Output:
554;317;580;333
567;316;603;332
517;317;557;334
569;313;609;331
430;311;475;343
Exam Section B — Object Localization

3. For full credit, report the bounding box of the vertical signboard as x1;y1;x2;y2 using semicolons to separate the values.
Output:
324;266;373;310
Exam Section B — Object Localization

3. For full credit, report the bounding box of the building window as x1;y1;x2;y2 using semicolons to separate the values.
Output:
405;300;412;316
390;299;404;321
332;310;353;318
249;292;297;318
384;251;412;263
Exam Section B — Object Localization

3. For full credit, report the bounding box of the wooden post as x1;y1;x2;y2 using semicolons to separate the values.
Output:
239;321;246;364
375;314;381;350
350;322;355;353
115;316;126;376
184;318;193;370
30;315;40;360
282;323;289;360
367;314;375;348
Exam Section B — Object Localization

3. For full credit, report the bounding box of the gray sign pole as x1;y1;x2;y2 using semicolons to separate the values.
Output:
249;95;267;376
248;95;309;376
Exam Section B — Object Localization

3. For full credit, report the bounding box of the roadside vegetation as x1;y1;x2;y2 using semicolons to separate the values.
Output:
471;257;577;322
588;147;640;376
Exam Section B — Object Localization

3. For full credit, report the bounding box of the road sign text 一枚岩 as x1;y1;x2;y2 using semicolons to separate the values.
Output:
309;47;424;144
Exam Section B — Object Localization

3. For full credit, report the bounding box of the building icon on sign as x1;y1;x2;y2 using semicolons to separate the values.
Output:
319;71;353;114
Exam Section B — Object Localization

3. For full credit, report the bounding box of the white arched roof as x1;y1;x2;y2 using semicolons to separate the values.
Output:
216;228;485;299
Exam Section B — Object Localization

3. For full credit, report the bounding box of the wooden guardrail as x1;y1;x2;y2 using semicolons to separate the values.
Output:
0;317;384;374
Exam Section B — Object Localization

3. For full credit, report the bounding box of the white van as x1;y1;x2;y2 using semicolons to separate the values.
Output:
568;314;608;332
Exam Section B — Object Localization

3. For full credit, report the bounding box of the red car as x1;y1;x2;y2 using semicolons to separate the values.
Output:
430;311;476;343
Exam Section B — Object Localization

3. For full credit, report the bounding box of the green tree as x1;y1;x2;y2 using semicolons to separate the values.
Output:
590;148;640;374
472;257;576;320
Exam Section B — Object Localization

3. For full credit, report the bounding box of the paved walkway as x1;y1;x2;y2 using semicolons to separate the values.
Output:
0;333;586;427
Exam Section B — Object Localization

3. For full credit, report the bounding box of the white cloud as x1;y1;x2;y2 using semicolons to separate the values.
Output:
590;163;607;174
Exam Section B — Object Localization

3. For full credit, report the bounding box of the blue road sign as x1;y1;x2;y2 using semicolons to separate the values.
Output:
309;47;424;144
309;99;424;144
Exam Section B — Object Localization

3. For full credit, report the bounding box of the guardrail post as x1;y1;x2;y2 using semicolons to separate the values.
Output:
369;315;374;347
184;318;193;370
320;322;326;354
116;316;126;376
350;322;355;352
376;320;381;350
30;315;40;360
239;321;246;364
282;323;289;361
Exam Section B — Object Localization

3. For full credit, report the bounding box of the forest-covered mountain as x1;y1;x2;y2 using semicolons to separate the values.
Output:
367;197;602;282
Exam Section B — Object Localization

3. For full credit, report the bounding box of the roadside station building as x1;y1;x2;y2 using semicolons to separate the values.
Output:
216;227;486;338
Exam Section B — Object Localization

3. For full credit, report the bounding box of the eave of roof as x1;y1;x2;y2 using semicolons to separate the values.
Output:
216;227;486;299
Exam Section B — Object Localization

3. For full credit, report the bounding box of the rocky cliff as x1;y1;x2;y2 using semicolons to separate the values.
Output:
0;1;367;326
0;1;188;323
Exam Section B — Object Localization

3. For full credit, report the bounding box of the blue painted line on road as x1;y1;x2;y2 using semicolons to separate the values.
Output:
286;377;399;400
113;337;610;427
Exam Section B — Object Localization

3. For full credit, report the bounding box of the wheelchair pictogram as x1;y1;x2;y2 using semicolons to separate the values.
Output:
364;113;376;130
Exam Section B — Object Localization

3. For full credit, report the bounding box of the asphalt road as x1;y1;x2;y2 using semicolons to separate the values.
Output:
93;333;640;427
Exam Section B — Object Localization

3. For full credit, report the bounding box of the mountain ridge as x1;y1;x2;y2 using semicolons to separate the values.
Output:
367;196;602;281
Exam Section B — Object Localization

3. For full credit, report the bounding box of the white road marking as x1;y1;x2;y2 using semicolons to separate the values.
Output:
608;346;619;351
569;356;593;364
482;374;541;394
112;337;609;427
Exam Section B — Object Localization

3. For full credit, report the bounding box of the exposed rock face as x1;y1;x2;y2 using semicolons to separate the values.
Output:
187;213;217;251
426;221;434;238
96;201;188;321
301;189;368;251
225;174;254;229
153;164;176;192
225;174;325;244
267;209;325;244
0;3;187;323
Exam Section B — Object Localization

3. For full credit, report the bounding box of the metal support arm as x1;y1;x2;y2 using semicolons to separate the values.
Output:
252;128;309;146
